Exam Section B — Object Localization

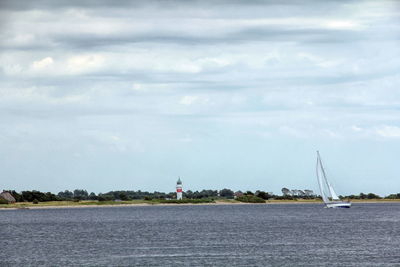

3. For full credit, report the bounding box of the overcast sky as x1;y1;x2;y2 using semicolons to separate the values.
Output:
1;0;399;195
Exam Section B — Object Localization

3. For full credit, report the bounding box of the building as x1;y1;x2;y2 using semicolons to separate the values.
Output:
176;177;183;200
0;191;16;203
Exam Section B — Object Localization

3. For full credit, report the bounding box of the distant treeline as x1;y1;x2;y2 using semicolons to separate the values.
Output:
3;189;400;203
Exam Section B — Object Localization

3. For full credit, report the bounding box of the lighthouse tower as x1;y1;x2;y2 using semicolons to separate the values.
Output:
176;177;183;200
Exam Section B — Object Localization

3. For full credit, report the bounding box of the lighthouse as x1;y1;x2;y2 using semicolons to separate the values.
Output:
176;177;183;200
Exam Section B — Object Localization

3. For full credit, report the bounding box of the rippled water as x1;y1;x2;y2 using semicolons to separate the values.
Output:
1;203;400;266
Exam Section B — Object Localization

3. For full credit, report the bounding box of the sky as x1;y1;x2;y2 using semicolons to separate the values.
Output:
0;0;399;196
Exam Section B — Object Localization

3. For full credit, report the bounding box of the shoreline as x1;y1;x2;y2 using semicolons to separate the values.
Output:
2;199;400;210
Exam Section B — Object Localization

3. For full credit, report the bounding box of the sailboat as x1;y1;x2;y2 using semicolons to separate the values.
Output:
316;151;351;208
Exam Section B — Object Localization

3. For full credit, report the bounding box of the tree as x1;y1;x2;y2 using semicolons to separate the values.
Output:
385;193;400;199
21;190;57;202
58;190;73;200
119;192;129;200
8;190;23;202
297;190;306;197
89;192;97;200
184;190;193;199
256;191;271;200
367;193;381;199
291;189;299;196
219;188;234;199
73;189;89;200
281;188;291;196
304;190;315;197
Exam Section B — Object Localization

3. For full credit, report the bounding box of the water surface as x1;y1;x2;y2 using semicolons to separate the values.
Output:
1;203;400;266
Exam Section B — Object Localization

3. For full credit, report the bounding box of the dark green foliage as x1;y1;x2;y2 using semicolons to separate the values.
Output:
118;192;129;200
73;189;88;200
7;190;23;202
97;194;114;201
0;199;9;204
385;193;400;199
99;190;173;200
57;190;74;200
58;189;94;200
89;192;97;200
219;188;234;199
143;196;152;201
255;191;272;200
281;187;290;196
184;190;218;199
367;193;381;199
236;195;265;203
345;193;382;199
21;191;58;202
32;199;39;204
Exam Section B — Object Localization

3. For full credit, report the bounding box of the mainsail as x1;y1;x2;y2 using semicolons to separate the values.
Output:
316;151;340;201
316;152;329;203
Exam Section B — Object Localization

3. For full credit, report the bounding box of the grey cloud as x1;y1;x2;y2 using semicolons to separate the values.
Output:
0;0;356;11
2;0;398;53
48;27;366;50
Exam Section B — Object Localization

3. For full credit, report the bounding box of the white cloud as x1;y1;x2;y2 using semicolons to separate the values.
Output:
132;83;143;91
376;126;400;138
67;54;105;74
324;20;362;30
351;125;362;132
180;95;199;106
32;57;53;70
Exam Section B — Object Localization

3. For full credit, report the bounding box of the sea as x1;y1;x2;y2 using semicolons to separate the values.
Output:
1;203;400;266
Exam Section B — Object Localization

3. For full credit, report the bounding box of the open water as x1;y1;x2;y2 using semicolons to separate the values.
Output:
1;203;400;266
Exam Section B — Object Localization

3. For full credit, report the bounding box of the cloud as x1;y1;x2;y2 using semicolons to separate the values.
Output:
180;96;199;106
376;126;400;138
66;54;105;74
0;0;400;193
32;57;53;70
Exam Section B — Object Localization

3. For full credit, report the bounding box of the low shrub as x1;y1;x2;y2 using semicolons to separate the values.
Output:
32;199;39;204
236;195;265;203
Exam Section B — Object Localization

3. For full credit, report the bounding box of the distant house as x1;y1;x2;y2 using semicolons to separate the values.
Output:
0;191;16;203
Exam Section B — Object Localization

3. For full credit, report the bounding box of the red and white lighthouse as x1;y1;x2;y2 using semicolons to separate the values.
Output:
176;177;183;200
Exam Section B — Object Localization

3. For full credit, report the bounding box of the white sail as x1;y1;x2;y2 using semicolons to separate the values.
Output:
315;151;351;208
328;184;340;201
316;156;329;203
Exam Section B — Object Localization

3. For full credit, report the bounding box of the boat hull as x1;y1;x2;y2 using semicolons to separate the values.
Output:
325;202;351;208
